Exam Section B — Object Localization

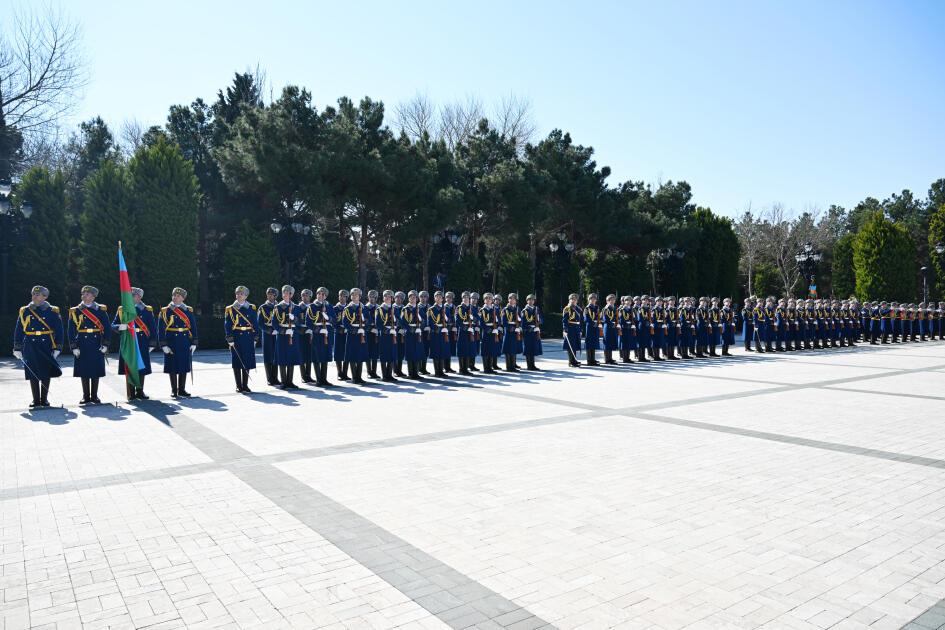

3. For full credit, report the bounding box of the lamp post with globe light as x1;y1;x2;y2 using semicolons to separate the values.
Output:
270;200;311;286
795;242;822;298
548;230;575;307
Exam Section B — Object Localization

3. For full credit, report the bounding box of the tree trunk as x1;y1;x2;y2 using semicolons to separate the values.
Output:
358;220;369;289
529;232;537;297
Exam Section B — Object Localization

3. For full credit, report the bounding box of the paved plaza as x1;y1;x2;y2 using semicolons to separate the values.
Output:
2;342;945;630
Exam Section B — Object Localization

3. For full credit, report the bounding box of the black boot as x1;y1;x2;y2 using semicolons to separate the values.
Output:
136;375;149;399
395;358;405;377
352;362;365;384
526;355;540;371
511;355;521;372
29;379;41;408
604;350;615;365
722;344;731;356
177;373;190;397
301;363;313;383
283;366;298;389
241;370;251;393
444;357;454;373
169;374;179;398
40;379;50;406
234;367;245;392
80;377;91;405
459;357;470;375
368;359;379;379
469;358;479;371
587;349;600;366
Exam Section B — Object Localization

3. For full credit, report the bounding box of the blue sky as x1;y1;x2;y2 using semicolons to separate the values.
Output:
48;0;945;217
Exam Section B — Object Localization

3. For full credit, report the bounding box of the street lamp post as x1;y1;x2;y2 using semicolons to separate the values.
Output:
432;230;461;292
270;200;311;286
0;183;33;315
548;230;574;307
921;266;929;303
794;242;822;297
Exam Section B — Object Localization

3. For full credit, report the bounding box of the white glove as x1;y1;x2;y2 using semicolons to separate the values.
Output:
228;341;234;348
320;328;328;335
424;326;430;332
100;346;108;354
451;327;458;332
371;328;378;334
390;329;397;336
306;328;313;335
53;350;60;359
162;346;170;354
190;345;196;353
475;327;480;332
13;350;22;360
357;328;365;334
117;323;128;331
288;312;295;320
515;327;522;333
73;348;81;357
534;328;541;334
286;329;294;337
416;328;422;335
271;329;278;335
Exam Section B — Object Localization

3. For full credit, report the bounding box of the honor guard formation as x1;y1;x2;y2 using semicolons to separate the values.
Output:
11;284;945;408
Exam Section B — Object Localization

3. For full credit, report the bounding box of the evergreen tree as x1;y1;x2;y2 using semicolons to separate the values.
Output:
831;232;856;298
79;159;133;296
853;212;915;302
128;138;199;307
691;207;740;298
448;255;483;293
498;249;533;297
12;167;70;306
753;263;781;298
222;219;281;302
928;203;945;300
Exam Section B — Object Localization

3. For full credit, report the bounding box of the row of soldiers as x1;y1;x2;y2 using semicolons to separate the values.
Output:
12;285;945;408
742;296;945;352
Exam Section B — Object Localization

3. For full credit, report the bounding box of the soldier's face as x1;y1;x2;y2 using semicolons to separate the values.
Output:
569;298;577;306
339;295;347;303
351;293;361;303
133;294;143;304
302;295;311;304
172;295;184;305
31;293;44;305
408;297;417;305
82;291;94;304
282;291;293;302
384;296;392;305
395;297;403;305
316;291;326;301
267;293;277;302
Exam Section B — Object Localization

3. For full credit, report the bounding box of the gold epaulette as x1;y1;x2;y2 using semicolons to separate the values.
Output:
100;304;108;310
146;306;153;312
251;304;257;310
19;305;27;314
51;305;59;312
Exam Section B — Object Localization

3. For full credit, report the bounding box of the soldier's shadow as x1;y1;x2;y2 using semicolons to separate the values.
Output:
243;391;301;406
176;397;228;412
290;387;350;401
21;407;78;425
80;403;132;421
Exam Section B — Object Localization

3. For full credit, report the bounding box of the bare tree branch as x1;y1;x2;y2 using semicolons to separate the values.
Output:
119;117;145;156
493;92;536;150
392;91;436;142
438;94;483;150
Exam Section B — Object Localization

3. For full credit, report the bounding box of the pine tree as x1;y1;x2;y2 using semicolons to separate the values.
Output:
128;138;199;308
79;159;134;300
853;212;915;302
831;233;856;299
12;167;70;307
222;219;281;302
929;203;945;301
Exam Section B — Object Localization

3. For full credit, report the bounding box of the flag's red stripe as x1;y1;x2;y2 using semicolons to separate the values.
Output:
119;269;132;293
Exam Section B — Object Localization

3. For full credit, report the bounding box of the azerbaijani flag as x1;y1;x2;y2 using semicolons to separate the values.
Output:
118;244;145;388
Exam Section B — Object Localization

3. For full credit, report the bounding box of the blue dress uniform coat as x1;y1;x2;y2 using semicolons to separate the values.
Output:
562;304;583;353
343;303;370;362
637;305;653;350
399;304;425;362
764;306;777;343
678;306;692;349
364;302;379;360
583;303;602;351
375;304;399;362
501;305;524;356
113;303;156;375
158;304;197;374
298;303;314;365
427;303;452;359
479;305;501;358
695;306;709;347
652;306;666;350
470;304;482;356
721;306;735;345
602;304;620;351
774;306;786;345
456;303;477;358
752;305;768;345
445;302;458;356
69;302;111;378
224;302;258;370
619;304;637;351
418;302;431;359
333;301;348;362
522;305;543;356
257;301;279;365
273;301;303;366
666;305;679;348
393;302;405;362
14;302;63;380
306;301;334;363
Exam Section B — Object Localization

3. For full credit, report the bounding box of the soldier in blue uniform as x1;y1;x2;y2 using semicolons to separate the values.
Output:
706;297;720;356
365;290;380;379
601;294;620;365
741;298;754;351
521;293;543;371
273;285;303;389
773;298;786;352
469;292;482;371
677;297;692;359
479;293;500;373
399;290;425;379
721;298;735;355
501;293;524;372
224;286;258;393
343;288;369;384
665;296;679;360
426;290;452;377
13;286;63;408
334;289;350;380
618;296;636;363
456;291;477;375
751;297;767;352
634;296;651;362
376;290;399;382
393;291;406;376
113;286;157;401
653;296;668;360
444;291;457;373
69;285;111;405
583;293;602;366
493;294;506;369
159;288;197;398
694;297;709;357
257;288;280;386
296;289;315;383
562;293;583;368
307;287;334;387
418;290;431;374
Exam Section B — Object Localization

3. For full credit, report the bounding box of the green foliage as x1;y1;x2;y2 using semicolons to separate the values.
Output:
448;255;482;293
12;167;70;305
691;207;740;298
753;263;781;299
222;220;281;301
128;138;200;307
929;203;945;300
541;257;581;312
853;212;915;302
299;236;357;294
582;250;647;297
831;233;856;298
497;249;533;296
79;159;133;296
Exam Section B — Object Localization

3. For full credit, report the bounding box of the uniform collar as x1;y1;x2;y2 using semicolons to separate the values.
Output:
168;302;188;309
78;301;99;309
29;301;50;311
